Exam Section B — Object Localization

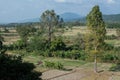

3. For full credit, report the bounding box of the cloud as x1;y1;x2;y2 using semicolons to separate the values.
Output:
54;0;116;4
54;0;82;3
27;0;34;2
107;0;115;4
54;0;65;3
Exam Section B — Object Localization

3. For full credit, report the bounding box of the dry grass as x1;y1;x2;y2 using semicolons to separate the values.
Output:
22;55;120;80
1;26;117;45
1;29;20;45
63;26;117;36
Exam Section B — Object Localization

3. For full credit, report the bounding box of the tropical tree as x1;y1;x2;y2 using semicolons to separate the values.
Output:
86;5;106;72
40;10;64;47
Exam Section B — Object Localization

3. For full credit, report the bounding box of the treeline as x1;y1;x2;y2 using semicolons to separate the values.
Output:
0;22;40;28
1;22;120;29
106;22;120;28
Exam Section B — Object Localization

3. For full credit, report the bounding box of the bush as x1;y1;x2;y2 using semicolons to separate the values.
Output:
102;51;119;63
7;40;26;50
105;35;117;40
72;33;85;50
102;53;114;62
42;50;52;57
55;62;64;70
102;43;114;50
50;36;66;51
27;36;47;52
44;61;64;70
51;51;63;58
51;50;86;60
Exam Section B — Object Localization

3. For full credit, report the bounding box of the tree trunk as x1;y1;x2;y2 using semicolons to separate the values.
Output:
94;47;97;73
48;25;51;46
94;54;97;73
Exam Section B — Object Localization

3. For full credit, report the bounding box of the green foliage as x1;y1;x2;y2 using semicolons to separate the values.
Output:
106;22;120;28
51;50;85;60
16;26;36;45
42;50;52;57
50;36;66;51
102;53;116;62
7;40;26;50
86;5;106;72
73;33;85;50
44;61;64;70
102;43;114;50
0;35;4;42
64;21;86;27
86;5;106;50
105;35;117;40
101;46;120;63
109;63;120;71
3;28;9;33
27;36;47;52
40;10;64;46
0;39;6;54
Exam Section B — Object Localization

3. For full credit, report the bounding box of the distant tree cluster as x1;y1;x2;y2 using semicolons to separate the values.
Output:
106;22;120;28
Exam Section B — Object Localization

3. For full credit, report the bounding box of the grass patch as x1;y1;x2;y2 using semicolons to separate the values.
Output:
22;55;86;71
105;40;120;46
23;55;86;67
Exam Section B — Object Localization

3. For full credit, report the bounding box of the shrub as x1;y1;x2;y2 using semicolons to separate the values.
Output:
43;50;53;57
47;50;86;60
102;43;114;50
102;51;119;63
54;62;64;70
73;33;85;50
7;40;26;50
44;61;64;70
50;36;66;51
26;36;47;52
105;35;117;40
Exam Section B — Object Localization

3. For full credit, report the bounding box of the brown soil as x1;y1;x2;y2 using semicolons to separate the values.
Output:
41;68;120;80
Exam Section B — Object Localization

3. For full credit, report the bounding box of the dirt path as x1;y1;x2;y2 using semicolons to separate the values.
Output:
41;68;92;80
41;68;120;80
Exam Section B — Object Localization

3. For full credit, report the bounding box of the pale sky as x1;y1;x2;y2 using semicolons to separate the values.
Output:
0;0;120;23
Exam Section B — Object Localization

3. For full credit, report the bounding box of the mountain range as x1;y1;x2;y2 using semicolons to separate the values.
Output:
18;13;120;23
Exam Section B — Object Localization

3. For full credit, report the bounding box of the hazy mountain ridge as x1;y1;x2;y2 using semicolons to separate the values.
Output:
18;13;82;23
103;14;120;22
1;13;120;24
60;12;82;22
21;13;120;23
79;14;120;23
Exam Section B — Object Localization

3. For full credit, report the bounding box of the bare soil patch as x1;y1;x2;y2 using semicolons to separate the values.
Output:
41;68;120;80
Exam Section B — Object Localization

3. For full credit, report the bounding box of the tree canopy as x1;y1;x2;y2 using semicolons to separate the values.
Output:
86;5;106;72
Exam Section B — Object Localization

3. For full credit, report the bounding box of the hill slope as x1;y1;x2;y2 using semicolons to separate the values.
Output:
17;13;120;23
60;12;82;22
103;14;120;22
